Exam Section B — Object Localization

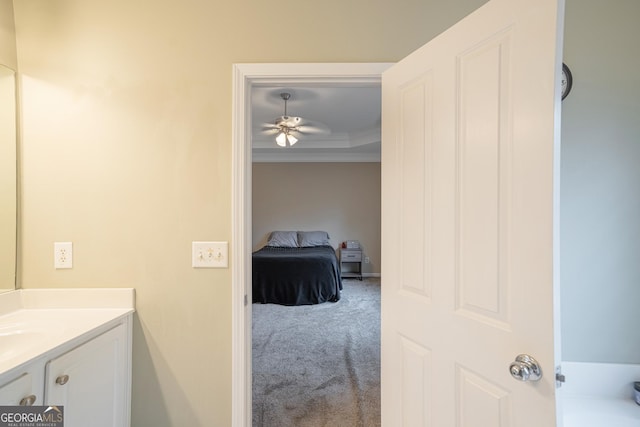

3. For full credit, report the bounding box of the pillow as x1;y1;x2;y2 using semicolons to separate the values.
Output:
298;231;331;247
266;231;299;247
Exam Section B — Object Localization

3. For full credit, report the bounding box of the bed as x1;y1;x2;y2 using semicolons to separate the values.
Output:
252;231;342;305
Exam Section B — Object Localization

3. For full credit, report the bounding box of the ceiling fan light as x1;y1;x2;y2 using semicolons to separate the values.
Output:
275;132;287;147
287;134;298;146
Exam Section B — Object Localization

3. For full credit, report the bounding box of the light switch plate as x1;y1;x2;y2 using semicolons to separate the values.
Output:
192;241;228;268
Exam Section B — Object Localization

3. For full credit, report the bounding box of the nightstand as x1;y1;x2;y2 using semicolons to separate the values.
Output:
340;248;363;280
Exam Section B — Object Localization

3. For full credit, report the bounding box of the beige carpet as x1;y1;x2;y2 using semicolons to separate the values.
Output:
252;277;381;427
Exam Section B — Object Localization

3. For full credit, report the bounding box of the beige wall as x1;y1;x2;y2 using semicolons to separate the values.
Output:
11;0;487;425
0;0;16;69
253;162;381;274
0;0;16;294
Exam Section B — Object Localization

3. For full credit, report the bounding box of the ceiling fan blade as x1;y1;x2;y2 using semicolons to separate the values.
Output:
296;118;331;135
261;128;280;136
259;122;282;135
296;126;328;135
260;122;279;129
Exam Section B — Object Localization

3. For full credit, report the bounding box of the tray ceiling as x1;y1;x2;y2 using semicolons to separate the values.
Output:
251;85;381;162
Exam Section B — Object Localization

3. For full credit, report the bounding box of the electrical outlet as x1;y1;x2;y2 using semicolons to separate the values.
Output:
364;256;370;264
192;241;228;268
54;242;73;269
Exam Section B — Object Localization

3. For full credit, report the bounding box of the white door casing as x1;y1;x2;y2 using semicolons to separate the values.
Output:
381;0;564;426
231;63;392;427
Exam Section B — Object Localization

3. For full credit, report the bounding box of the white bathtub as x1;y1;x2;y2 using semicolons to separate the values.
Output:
561;362;640;427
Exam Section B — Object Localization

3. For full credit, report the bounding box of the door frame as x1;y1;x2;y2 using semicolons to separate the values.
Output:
231;62;391;427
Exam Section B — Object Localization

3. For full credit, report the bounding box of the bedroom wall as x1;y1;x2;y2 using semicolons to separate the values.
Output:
560;0;640;364
11;0;488;425
253;162;381;275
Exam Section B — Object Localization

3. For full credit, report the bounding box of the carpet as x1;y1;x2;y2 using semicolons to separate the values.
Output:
252;278;381;427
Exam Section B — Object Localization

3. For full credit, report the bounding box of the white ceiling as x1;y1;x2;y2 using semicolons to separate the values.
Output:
251;85;381;162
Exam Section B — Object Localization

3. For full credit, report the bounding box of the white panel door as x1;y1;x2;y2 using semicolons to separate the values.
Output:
381;0;564;426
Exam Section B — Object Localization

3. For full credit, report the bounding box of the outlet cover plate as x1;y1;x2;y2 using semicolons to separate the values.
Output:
54;242;73;269
192;241;228;268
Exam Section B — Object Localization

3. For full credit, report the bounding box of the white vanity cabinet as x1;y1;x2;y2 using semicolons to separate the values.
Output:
0;320;131;426
0;370;42;406
45;323;130;427
0;294;133;427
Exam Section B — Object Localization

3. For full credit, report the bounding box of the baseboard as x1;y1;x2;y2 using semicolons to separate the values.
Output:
363;273;381;278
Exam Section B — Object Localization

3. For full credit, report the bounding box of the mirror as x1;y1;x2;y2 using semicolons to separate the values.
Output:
0;63;16;293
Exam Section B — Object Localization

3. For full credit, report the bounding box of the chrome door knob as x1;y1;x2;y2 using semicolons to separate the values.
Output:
509;354;542;382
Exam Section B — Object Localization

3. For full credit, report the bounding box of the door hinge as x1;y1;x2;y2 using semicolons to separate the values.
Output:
244;294;248;306
555;366;566;388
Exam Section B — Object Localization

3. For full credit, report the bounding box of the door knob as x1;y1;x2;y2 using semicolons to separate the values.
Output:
509;354;542;382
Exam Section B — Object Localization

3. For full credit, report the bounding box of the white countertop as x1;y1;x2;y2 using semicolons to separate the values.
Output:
564;397;640;427
561;361;640;427
0;288;135;376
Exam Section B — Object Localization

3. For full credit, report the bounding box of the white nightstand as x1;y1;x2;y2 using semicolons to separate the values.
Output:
340;248;363;280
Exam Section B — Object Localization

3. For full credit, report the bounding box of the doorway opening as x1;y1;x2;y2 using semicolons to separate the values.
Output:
231;63;391;426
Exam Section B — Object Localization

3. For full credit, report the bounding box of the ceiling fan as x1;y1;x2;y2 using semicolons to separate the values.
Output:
261;92;329;147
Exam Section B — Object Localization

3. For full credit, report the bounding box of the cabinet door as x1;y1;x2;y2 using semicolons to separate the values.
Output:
0;372;39;406
45;324;127;427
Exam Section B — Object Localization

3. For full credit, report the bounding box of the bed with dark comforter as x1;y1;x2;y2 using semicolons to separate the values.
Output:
252;245;342;305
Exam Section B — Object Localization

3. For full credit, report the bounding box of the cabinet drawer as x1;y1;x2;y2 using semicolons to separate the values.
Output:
341;251;362;262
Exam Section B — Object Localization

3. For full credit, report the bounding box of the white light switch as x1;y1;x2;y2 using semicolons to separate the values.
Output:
54;242;73;269
192;241;228;268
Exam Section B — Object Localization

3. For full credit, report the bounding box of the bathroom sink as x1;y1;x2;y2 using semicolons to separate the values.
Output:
0;322;50;362
0;288;135;376
0;311;68;364
0;308;132;371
